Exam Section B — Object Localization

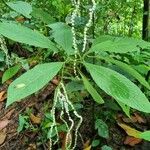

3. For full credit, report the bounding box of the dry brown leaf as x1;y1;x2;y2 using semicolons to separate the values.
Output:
61;132;72;150
0;120;9;130
2;109;15;120
0;130;6;145
15;16;26;23
6;79;13;85
30;113;41;124
134;113;146;124
122;116;137;123
0;91;6;102
51;78;60;85
124;136;142;146
83;140;91;149
118;123;141;138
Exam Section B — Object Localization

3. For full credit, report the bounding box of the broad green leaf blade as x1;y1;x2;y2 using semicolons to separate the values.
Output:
104;58;150;90
31;8;55;24
48;22;73;55
90;36;150;53
2;64;21;83
7;62;63;107
95;119;109;138
139;131;150;141
7;1;32;18
84;63;150;113
80;73;104;104
0;22;57;50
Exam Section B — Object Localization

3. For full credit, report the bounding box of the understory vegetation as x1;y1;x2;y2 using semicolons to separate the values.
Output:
0;0;150;150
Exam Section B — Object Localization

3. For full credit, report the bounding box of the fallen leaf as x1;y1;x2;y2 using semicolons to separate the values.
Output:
84;145;91;150
124;136;142;146
15;16;26;23
118;123;141;138
0;119;9;130
61;132;72;150
27;143;36;150
134;113;146;123
83;140;91;149
51;78;60;85
122;116;137;123
2;109;15;120
6;79;13;85
30;113;41;124
0;130;6;145
0;91;6;102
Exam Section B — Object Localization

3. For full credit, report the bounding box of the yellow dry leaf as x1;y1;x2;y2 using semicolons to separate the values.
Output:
83;140;91;150
0;130;6;145
0;91;6;101
83;145;91;150
30;114;41;124
118;123;141;138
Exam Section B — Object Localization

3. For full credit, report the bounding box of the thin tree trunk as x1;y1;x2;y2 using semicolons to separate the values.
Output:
142;0;150;82
142;0;150;41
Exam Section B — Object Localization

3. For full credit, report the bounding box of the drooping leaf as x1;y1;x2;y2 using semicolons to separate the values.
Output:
6;1;32;18
117;101;130;117
139;131;150;141
124;136;142;146
80;73;104;104
48;22;73;55
104;58;150;90
0;22;57;50
2;64;21;83
84;63;150;113
90;35;150;53
31;8;55;24
118;123;141;138
95;119;109;138
7;62;63;107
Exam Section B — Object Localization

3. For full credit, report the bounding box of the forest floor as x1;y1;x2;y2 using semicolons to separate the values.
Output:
0;74;150;150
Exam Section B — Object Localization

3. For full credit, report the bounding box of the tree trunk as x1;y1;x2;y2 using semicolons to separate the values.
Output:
142;0;150;41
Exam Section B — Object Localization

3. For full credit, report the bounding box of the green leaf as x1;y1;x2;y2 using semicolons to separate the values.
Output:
31;8;55;24
80;73;104;104
7;62;63;107
2;64;21;83
84;63;150;113
92;139;100;147
0;22;57;50
95;119;109;138
139;131;150;141
105;58;150;90
90;35;150;53
117;101;130;117
7;1;32;18
48;22;73;55
101;145;112;150
17;114;27;132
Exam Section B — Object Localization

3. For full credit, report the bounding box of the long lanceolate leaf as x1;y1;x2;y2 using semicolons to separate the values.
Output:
6;1;32;18
7;62;63;107
0;22;57;50
80;73;104;104
84;63;150;113
90;35;150;53
104;58;150;90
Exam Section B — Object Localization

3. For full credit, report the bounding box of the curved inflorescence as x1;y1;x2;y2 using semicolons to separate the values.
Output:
49;82;83;150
